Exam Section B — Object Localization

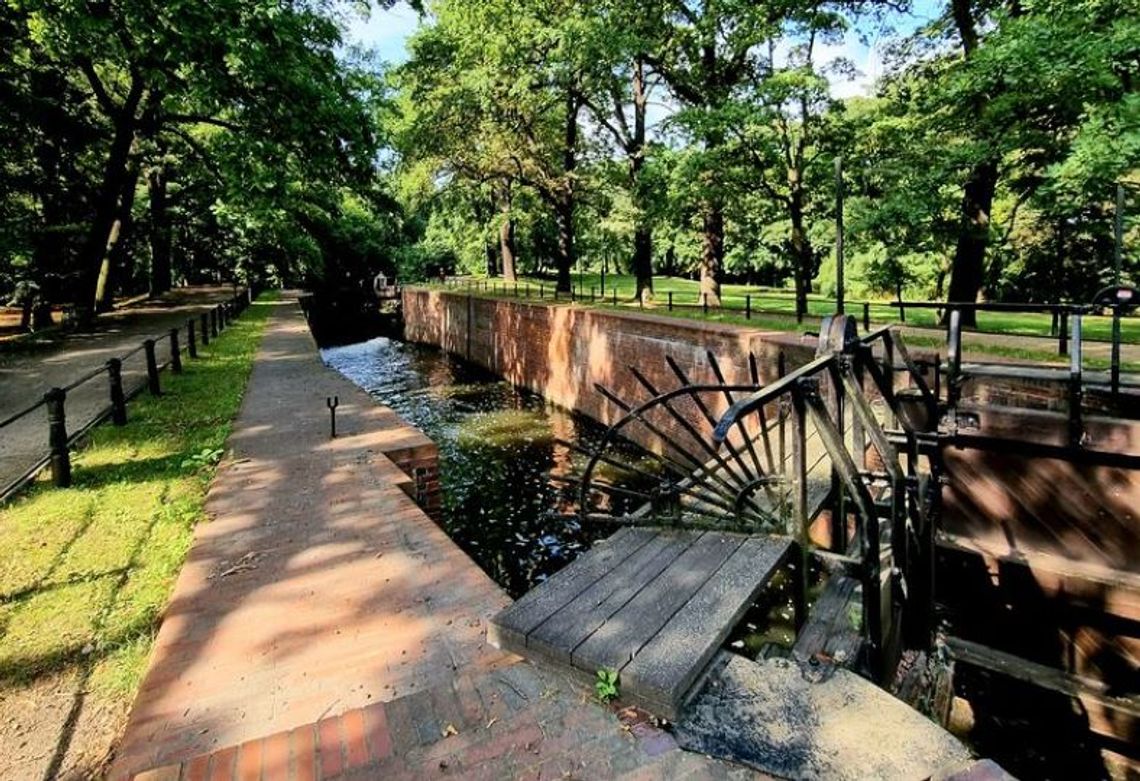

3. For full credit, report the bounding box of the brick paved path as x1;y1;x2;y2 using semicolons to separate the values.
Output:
112;295;753;780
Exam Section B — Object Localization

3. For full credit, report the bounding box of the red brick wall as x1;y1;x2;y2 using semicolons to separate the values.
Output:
402;289;817;459
384;441;442;522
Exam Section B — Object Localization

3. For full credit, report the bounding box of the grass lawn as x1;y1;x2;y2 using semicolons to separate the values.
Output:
0;292;274;777
441;273;1140;345
426;274;1140;372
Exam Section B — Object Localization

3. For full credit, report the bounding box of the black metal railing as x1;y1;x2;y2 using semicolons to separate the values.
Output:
0;289;255;503
428;278;1138;364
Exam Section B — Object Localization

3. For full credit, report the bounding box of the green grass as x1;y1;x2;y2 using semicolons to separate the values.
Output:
427;274;1140;371
0;292;274;702
438;273;1140;345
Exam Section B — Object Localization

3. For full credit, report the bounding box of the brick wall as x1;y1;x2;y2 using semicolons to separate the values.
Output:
402;288;818;459
384;441;443;522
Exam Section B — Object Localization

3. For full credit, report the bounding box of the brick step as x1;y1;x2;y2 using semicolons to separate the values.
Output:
129;662;705;781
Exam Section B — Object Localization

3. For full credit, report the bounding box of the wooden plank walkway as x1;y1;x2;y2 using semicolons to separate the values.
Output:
488;527;792;718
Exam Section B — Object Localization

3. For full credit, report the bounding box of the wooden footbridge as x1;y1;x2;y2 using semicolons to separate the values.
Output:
488;308;1140;773
491;316;935;716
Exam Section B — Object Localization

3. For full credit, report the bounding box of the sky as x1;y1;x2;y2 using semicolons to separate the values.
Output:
343;1;943;100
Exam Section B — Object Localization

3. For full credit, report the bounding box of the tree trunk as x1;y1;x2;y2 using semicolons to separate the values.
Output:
77;80;145;320
148;162;172;295
94;153;142;312
945;158;998;325
700;198;723;306
485;242;497;277
945;0;993;327
554;90;581;293
789;189;812;321
633;226;653;302
500;212;517;282
555;196;575;293
630;57;653;302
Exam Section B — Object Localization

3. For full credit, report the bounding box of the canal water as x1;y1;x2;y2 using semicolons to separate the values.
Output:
322;336;796;649
321;336;637;599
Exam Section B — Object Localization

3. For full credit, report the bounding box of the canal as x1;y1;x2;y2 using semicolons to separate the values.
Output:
321;336;640;599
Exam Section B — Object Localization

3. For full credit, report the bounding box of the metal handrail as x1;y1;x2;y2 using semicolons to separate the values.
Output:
0;291;252;502
0;397;47;430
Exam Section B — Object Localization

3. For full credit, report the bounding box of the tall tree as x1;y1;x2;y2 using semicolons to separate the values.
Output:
643;0;775;306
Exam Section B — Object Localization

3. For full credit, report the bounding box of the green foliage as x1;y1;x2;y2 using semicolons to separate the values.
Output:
179;446;224;473
3;0;1138;312
595;667;620;703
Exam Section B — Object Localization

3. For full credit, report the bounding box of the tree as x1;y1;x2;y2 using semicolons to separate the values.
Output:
8;0;384;315
642;0;777;306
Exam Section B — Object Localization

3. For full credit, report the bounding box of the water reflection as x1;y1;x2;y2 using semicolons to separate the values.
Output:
321;337;640;598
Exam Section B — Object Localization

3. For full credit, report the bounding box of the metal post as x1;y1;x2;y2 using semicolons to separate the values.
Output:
144;339;161;396
540;284;544;299
106;359;127;426
863;301;870;331
745;294;751;320
200;312;210;345
790;385;809;631
1070;313;1083;445
947;309;962;408
702;294;708;316
45;388;71;487
835;156;845;314
186;318;197;358
668;291;674;312
1111;306;1122;395
1059;310;1069;356
612;289;617;306
169;328;182;373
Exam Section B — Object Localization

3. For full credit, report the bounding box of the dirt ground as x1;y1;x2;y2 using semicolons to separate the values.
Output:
0;668;130;780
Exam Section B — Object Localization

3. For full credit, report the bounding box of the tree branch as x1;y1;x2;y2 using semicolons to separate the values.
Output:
166;114;243;132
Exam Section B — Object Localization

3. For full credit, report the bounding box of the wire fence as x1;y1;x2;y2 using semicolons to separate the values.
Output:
0;290;255;504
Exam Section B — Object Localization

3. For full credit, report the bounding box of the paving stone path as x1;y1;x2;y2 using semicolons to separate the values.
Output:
111;294;753;781
0;286;241;496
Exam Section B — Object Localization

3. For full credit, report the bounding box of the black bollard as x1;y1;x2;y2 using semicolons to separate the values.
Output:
169;328;182;373
327;396;339;438
45;388;71;487
107;359;127;426
144;339;161;396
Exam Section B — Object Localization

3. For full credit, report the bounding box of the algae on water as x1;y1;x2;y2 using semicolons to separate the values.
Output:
456;409;554;449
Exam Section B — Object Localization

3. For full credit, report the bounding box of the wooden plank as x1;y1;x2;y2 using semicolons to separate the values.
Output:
527;530;695;665
488;527;655;651
946;635;1140;720
792;575;863;668
622;535;793;717
937;532;1140;593
572;532;744;673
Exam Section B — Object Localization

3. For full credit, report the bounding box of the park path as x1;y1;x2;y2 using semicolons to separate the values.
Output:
0;287;241;497
111;294;751;781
